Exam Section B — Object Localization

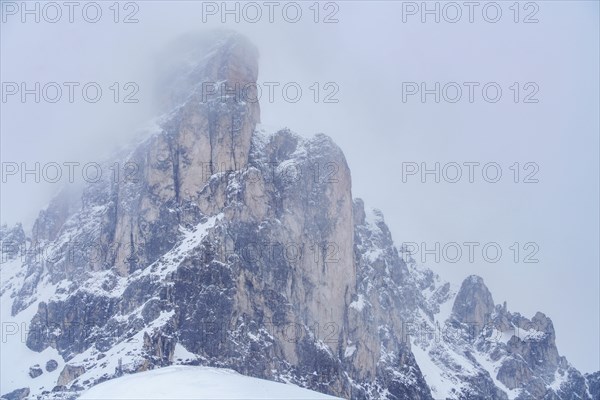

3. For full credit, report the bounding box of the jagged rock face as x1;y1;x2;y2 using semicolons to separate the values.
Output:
57;364;85;386
409;271;597;400
155;30;259;113
6;31;424;399
482;308;580;399
2;31;597;400
14;32;261;287
13;125;405;398
30;187;82;245
504;312;560;374
456;279;592;400
585;371;600;398
139;127;359;395
451;275;495;336
349;199;432;399
26;293;118;358
105;32;260;277
0;224;26;260
0;387;30;400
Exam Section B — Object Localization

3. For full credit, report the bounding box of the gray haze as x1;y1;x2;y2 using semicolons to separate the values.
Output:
1;1;598;373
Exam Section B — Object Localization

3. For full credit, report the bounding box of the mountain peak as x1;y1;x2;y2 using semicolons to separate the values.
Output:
155;30;259;114
2;32;597;400
451;274;495;334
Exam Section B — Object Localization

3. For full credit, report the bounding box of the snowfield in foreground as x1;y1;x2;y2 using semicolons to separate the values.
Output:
79;366;341;399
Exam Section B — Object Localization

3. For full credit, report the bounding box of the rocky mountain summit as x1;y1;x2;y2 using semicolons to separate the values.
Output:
1;31;597;400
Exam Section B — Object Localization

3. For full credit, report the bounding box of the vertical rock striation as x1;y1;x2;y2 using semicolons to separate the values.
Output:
1;31;596;400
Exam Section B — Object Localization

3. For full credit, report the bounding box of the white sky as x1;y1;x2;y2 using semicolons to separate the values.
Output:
1;1;598;373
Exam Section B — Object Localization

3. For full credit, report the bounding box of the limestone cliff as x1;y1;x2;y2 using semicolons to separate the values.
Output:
0;31;596;400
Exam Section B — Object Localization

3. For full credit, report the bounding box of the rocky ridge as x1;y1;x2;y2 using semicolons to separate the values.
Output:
0;32;597;400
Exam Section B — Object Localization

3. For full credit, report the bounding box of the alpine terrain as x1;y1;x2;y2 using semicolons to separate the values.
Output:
1;31;598;400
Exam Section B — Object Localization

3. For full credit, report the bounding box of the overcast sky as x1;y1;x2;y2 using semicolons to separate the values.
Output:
1;1;598;373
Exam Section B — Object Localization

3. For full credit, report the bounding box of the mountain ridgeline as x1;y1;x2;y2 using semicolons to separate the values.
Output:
0;32;597;400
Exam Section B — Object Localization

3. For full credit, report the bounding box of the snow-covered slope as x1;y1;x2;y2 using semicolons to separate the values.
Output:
404;261;595;399
79;366;341;399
